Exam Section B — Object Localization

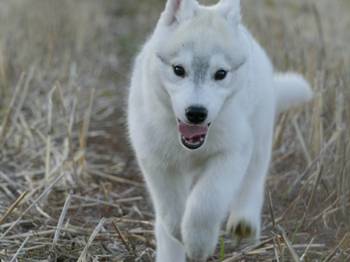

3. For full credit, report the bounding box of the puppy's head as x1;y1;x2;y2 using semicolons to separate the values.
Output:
154;0;248;151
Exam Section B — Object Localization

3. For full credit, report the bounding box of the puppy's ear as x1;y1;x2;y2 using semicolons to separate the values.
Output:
217;0;241;24
162;0;198;25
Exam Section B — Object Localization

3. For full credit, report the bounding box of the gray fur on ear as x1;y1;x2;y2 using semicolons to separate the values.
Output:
162;0;198;25
217;0;241;24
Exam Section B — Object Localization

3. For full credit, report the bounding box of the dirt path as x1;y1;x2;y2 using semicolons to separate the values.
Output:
0;0;349;261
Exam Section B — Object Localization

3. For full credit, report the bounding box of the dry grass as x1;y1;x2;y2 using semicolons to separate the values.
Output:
0;0;349;261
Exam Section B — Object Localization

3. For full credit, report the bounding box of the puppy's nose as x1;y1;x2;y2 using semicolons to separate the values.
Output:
185;106;208;124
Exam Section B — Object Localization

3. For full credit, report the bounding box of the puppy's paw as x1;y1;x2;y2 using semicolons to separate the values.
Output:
226;216;260;246
234;220;256;239
183;231;217;261
182;223;218;261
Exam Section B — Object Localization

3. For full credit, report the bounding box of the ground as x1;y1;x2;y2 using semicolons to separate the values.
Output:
0;0;349;261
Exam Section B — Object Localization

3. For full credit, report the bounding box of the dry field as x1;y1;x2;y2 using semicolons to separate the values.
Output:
0;0;349;261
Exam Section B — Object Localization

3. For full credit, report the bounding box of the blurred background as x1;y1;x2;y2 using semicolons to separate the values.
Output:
0;0;349;261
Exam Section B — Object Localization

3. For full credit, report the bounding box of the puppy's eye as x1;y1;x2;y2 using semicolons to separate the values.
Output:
173;65;186;78
214;69;227;81
214;69;228;81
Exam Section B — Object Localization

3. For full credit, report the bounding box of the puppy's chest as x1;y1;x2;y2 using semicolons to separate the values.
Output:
144;127;208;163
164;153;208;180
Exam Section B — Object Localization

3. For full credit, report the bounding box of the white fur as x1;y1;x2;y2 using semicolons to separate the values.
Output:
274;73;313;113
127;0;312;261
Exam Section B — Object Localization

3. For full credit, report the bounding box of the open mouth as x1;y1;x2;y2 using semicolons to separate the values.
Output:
178;120;210;150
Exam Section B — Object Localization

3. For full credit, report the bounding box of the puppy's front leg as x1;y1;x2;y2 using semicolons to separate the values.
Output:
140;161;189;262
182;144;252;261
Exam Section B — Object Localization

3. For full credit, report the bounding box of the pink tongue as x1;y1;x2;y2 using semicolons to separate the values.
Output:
179;123;208;139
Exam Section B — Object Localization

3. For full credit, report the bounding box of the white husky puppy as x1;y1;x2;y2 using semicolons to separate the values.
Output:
127;0;312;261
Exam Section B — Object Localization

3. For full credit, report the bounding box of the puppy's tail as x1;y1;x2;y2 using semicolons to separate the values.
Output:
274;73;313;113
